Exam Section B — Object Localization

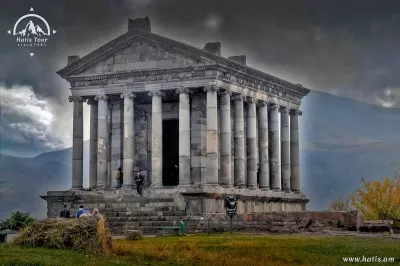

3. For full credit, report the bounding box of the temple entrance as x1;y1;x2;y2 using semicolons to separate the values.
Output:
162;119;179;186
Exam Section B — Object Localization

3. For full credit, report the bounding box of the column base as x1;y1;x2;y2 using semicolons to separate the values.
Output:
70;187;83;191
272;188;281;192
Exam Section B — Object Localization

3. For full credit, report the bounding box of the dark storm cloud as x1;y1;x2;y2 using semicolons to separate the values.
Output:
1;0;400;155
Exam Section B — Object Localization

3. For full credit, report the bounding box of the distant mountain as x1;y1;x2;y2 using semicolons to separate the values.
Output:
0;142;89;219
17;20;48;37
1;90;400;219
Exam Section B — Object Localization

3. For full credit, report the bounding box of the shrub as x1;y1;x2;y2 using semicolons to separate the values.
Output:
0;211;35;231
12;217;112;252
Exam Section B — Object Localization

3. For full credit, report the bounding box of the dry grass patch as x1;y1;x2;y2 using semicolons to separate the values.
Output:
12;218;112;253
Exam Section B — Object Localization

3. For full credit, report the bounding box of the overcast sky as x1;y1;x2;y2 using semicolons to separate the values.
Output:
1;0;400;156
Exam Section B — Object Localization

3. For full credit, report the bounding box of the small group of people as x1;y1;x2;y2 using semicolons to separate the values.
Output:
116;167;144;196
59;204;103;220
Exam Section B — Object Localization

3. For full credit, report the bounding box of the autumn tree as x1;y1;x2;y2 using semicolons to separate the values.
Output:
350;175;400;221
329;197;351;211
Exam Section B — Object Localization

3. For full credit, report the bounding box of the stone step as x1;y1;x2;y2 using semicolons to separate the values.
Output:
103;210;187;217
73;197;175;204
106;215;186;222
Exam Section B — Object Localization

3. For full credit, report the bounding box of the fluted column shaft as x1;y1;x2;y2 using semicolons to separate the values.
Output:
205;85;219;185
220;90;232;187
149;90;164;187
121;92;136;187
280;107;291;192
269;104;281;191
290;110;301;192
95;94;109;188
69;96;84;190
234;95;246;187
87;98;98;189
177;88;191;186
258;101;269;190
247;98;258;189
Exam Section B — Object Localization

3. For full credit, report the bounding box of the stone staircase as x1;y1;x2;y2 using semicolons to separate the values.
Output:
67;189;200;235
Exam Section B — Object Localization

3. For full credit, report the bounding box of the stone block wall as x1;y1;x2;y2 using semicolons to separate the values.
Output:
197;211;363;232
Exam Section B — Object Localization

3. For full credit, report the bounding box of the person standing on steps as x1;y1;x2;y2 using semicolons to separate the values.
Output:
60;204;70;218
135;170;144;196
116;167;122;192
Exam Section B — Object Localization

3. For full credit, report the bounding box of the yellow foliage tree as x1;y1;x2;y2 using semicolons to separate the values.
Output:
350;175;400;221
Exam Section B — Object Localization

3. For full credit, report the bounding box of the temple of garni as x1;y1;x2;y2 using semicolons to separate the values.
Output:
41;17;310;232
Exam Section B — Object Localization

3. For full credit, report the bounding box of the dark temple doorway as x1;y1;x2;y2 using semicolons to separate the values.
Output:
162;119;179;186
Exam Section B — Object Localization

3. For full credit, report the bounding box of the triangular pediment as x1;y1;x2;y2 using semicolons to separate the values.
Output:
82;40;209;75
58;32;214;77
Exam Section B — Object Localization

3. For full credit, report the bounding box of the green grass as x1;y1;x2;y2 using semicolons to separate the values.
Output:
1;234;400;265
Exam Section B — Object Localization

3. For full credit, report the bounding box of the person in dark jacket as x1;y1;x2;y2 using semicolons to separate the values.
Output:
60;205;70;218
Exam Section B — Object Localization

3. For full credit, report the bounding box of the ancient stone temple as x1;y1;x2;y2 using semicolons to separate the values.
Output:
41;17;310;233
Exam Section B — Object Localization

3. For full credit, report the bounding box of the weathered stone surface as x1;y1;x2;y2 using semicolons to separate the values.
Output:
280;107;290;192
269;104;280;191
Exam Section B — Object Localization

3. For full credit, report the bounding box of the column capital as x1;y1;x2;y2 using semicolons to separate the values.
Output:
268;104;279;111
148;90;165;97
204;84;219;92
289;109;302;116
94;94;108;101
175;87;191;94
279;106;289;114
258;100;268;106
246;97;258;104
120;92;136;99
86;98;97;105
218;90;232;96
232;94;246;101
68;96;85;103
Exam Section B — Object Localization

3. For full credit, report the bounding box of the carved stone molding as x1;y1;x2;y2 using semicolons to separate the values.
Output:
94;94;108;101
148;90;165;97
68;96;85;103
218;89;232;96
175;87;190;94
203;84;219;92
268;104;279;111
232;94;246;101
258;100;268;106
120;92;136;99
279;106;289;114
289;109;302;116
246;97;258;104
86;98;97;105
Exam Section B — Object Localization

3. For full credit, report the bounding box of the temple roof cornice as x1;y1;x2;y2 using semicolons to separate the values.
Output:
58;29;310;98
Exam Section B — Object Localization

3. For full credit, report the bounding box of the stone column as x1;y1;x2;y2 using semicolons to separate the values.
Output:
204;85;219;185
69;96;85;190
149;90;164;187
280;106;291;192
176;88;191;186
87;98;98;189
290;110;301;193
233;94;246;187
246;98;258;189
121;92;136;188
269;104;281;191
258;101;269;190
95;94;109;188
219;90;232;187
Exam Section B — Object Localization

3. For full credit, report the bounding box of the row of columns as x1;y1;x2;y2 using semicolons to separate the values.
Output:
69;86;301;193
